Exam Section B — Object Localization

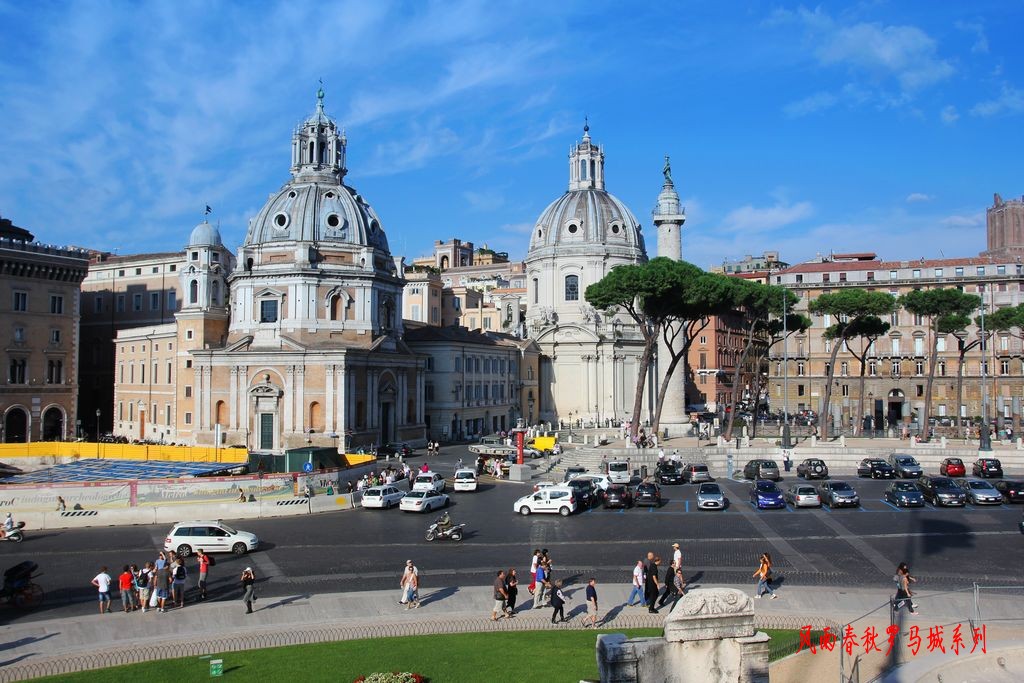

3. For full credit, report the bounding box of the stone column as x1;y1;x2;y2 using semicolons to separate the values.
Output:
229;367;238;430
284;366;294;434
325;365;335;434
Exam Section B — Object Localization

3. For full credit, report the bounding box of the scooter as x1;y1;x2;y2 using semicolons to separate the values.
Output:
425;520;465;542
0;522;25;544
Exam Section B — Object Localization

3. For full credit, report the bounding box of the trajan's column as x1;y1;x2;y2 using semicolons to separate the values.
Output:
652;156;689;435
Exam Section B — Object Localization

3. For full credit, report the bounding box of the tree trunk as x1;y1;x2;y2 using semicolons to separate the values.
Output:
856;354;868;436
630;331;656;441
923;327;940;441
819;339;843;440
749;369;764;438
724;324;756;442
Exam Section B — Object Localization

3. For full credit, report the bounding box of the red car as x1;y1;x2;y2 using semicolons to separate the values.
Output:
940;458;966;477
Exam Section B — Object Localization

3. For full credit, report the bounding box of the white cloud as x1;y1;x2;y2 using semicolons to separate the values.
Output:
361;121;460;176
463;189;505;212
720;200;814;233
940;213;984;228
783;91;839;117
906;193;932;203
954;20;989;54
817;22;954;91
970;86;1024;118
940;105;960;124
500;222;534;235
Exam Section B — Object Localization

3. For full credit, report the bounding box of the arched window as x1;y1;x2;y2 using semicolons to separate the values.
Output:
579;159;587;179
564;274;579;301
329;294;343;321
189;280;198;304
211;280;220;306
214;400;227;427
309;401;322;432
590;159;596;181
308;141;315;163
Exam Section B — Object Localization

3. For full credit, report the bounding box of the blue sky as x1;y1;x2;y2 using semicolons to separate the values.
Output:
1;1;1023;269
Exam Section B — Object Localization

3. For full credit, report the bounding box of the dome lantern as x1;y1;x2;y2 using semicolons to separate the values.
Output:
290;86;347;180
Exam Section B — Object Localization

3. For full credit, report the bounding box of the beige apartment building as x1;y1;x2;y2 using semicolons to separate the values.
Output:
0;215;89;442
772;241;1024;432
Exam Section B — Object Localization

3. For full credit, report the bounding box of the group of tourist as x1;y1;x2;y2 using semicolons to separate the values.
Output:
354;465;409;491
89;549;261;615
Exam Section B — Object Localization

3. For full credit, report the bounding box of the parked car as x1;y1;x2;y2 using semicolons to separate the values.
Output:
994;480;1024;504
563;466;588;482
532;480;560;493
916;476;966;507
857;458;895;479
565;478;598;508
514;486;576;516
573;474;612;493
796;458;829;480
820;481;860;508
750;480;786;509
742;459;781;481
360;485;406;509
656;463;685;485
940;458;966;477
453;468;478;492
412;471;446;493
633;482;663;507
888;454;923;479
681;463;713;483
606;460;631;484
164;521;259;556
954;478;1004;505
783;484;821;508
696;482;726;510
883;481;925;507
972;458;1004;479
399;489;450;513
603;484;633;509
376;442;413;458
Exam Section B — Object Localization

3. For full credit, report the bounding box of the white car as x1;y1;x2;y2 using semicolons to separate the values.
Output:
412;471;446;493
532;480;560;493
453;468;478;492
361;485;406;509
607;460;631;484
572;474;612;492
400;489;450;513
514;486;577;516
164;520;259;556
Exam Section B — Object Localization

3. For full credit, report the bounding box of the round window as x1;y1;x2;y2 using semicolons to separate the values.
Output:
325;192;335;199
288;191;296;198
611;224;620;234
274;213;288;228
537;229;543;239
568;224;578;234
326;214;340;228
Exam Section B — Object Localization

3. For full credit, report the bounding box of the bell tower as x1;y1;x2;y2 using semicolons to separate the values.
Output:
568;120;605;191
291;86;347;179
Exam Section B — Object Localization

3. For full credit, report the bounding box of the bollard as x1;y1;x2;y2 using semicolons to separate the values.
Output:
839;435;846;447
810;435;817;447
941;437;947;448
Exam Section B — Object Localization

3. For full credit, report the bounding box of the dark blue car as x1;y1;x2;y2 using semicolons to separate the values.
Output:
750;480;786;509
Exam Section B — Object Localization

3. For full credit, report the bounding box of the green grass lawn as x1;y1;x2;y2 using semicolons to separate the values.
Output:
38;628;802;683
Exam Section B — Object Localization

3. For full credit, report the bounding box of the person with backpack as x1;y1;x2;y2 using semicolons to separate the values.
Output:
197;549;214;600
241;567;256;614
894;562;919;615
171;559;187;608
753;552;777;599
136;562;152;613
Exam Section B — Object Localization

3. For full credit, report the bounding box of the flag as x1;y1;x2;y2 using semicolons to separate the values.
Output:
204;205;212;215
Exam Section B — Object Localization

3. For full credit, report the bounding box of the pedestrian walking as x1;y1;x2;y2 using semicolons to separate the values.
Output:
195;548;211;602
626;559;645;606
657;558;676;608
528;549;541;594
671;567;687;609
241;567;256;614
136;562;152;613
550;580;567;623
91;566;112;614
893;562;918;615
533;560;548;608
171;559;187;607
56;496;66;512
504;567;519;616
400;560;418;605
585;578;599;627
491;570;508;621
118;565;137;612
671;542;682;569
644;552;660;613
753;552;777;599
155;561;171;612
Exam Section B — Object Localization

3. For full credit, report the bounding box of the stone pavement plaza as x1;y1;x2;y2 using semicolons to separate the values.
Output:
2;582;1022;682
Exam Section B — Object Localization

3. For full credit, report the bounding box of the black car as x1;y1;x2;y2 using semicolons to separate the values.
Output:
563;466;588;482
916;476;967;506
857;458;896;479
883;481;925;507
375;442;413;458
972;458;1004;479
603;484;633;509
633;482;662;507
888;454;923;479
994;480;1024;504
796;458;829;480
565;479;597;508
656;463;685;485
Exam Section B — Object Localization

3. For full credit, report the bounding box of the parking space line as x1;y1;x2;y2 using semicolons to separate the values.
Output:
685;501;690;513
880;499;904;512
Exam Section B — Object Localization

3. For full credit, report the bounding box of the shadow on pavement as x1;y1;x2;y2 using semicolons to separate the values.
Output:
419;586;458;607
0;633;57;653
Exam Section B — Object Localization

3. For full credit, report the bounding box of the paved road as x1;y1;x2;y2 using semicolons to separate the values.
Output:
3;444;1022;626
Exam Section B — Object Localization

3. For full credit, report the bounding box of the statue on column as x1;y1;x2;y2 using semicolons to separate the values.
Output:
663;155;672;184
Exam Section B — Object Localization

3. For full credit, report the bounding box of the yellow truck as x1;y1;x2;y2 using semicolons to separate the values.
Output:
527;436;557;454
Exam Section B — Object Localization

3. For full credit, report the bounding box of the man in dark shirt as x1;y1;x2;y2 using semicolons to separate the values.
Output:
585;577;599;627
491;570;507;621
644;552;660;614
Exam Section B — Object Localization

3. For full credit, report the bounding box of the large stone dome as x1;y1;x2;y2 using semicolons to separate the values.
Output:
528;188;644;253
243;180;389;252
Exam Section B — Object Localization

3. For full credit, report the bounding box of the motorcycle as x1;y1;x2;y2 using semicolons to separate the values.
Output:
425;520;465;542
0;522;25;544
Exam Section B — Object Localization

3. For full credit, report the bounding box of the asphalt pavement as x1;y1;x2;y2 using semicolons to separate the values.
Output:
2;444;1022;629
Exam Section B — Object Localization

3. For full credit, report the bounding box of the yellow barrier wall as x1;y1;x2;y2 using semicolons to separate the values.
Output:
0;442;248;463
342;453;377;467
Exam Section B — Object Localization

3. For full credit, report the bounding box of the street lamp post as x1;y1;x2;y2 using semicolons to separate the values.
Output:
979;300;992;452
95;409;101;442
781;286;792;449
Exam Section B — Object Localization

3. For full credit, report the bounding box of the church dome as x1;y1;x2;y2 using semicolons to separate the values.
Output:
187;220;223;248
527;124;645;256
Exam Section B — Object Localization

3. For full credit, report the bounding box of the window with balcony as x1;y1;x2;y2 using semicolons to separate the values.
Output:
955;267;964;276
915;360;924;375
46;359;63;384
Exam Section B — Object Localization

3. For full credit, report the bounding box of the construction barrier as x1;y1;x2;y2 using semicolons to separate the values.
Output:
0;442;248;463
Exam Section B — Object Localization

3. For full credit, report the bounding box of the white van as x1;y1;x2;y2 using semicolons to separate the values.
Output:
607;460;631;484
413;471;446;493
453;468;478;492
